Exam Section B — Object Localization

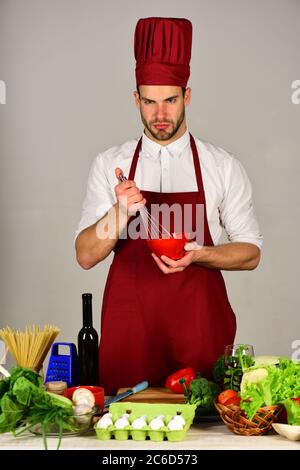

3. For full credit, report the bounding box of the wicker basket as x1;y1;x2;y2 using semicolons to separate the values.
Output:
214;401;283;436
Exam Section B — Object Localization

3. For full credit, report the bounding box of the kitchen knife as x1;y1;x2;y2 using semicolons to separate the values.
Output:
0;365;10;378
104;380;149;409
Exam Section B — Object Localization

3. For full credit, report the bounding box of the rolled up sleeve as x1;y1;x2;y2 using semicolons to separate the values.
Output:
74;154;116;242
219;157;263;250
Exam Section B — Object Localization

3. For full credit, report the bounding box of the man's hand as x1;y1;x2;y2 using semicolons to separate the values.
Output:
151;241;261;273
151;250;196;274
115;168;146;215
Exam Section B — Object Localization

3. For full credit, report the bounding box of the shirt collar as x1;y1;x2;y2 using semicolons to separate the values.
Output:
141;129;190;159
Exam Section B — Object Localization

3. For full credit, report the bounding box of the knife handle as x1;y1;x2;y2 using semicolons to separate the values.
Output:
103;380;149;409
131;381;149;394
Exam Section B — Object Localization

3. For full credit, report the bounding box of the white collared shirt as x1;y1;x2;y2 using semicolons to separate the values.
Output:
75;130;263;249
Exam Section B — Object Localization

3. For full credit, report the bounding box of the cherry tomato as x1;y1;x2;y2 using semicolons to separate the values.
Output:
217;389;239;405
223;395;241;406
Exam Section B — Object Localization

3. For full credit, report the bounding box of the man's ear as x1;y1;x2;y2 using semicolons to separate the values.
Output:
184;87;191;107
133;91;140;108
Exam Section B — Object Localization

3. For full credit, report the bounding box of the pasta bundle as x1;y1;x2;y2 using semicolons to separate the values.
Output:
0;324;60;371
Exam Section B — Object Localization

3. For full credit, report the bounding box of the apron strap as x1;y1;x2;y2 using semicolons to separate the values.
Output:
128;137;142;181
189;133;204;196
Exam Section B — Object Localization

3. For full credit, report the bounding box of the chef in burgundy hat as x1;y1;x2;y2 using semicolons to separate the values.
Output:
75;17;262;393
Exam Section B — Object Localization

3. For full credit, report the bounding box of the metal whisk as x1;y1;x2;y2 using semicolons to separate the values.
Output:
118;174;172;239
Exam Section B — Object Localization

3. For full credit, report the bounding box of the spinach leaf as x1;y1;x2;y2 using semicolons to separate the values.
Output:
9;367;42;390
12;376;44;406
0;393;25;432
0;377;10;402
0;366;83;449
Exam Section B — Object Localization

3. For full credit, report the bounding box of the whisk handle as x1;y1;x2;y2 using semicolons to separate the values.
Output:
118;174;128;183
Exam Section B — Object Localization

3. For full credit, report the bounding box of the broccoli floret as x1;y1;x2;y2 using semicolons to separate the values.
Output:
187;375;220;416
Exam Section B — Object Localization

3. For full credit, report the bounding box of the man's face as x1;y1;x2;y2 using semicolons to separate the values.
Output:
134;85;191;142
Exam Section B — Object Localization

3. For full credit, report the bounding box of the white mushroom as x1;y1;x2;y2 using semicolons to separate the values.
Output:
72;404;93;424
72;388;95;408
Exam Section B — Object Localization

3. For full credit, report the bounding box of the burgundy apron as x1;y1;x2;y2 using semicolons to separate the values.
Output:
99;134;236;394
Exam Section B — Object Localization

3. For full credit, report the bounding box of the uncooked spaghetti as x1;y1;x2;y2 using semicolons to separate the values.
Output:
0;324;60;371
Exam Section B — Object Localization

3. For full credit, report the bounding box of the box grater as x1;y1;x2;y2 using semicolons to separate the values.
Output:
45;342;79;386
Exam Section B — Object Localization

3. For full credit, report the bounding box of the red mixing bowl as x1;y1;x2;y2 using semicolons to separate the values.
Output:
146;234;188;260
64;385;104;409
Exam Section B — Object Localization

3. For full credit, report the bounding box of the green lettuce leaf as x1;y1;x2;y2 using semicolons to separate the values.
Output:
283;399;300;425
240;358;300;420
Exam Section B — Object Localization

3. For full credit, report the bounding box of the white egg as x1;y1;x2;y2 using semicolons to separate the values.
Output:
132;416;147;430
115;413;130;430
167;418;184;431
96;413;113;429
149;415;165;430
172;414;186;426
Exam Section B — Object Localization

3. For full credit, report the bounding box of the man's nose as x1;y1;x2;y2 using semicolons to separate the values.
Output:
155;103;168;120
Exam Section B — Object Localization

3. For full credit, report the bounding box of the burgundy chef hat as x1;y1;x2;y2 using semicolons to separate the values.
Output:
134;17;192;87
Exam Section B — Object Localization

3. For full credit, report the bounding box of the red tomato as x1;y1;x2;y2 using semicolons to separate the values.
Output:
217;389;239;405
224;395;241;406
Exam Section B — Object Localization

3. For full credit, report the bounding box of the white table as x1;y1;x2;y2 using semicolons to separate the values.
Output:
0;422;299;450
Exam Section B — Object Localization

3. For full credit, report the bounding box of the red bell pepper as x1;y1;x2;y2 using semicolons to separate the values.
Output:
165;367;197;394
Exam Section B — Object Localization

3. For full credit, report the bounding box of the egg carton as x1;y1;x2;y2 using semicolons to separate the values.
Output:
94;402;196;442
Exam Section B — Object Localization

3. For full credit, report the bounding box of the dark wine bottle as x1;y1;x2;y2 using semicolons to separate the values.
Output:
78;293;99;385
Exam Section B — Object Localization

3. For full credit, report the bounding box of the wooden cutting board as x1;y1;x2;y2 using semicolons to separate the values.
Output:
117;387;186;404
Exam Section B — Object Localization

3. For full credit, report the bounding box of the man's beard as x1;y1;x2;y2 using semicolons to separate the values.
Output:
141;107;185;141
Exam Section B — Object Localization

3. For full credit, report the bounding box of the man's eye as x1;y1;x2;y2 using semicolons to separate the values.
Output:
143;100;152;105
167;98;176;103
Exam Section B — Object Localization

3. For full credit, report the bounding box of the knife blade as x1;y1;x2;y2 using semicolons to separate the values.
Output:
104;380;149;409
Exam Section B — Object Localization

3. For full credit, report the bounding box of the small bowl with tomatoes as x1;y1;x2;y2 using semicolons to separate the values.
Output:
214;389;283;436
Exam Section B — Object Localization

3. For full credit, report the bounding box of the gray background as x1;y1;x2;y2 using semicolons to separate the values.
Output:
0;0;299;369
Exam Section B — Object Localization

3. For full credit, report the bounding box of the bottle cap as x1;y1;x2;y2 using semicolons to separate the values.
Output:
45;381;68;394
82;293;92;299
